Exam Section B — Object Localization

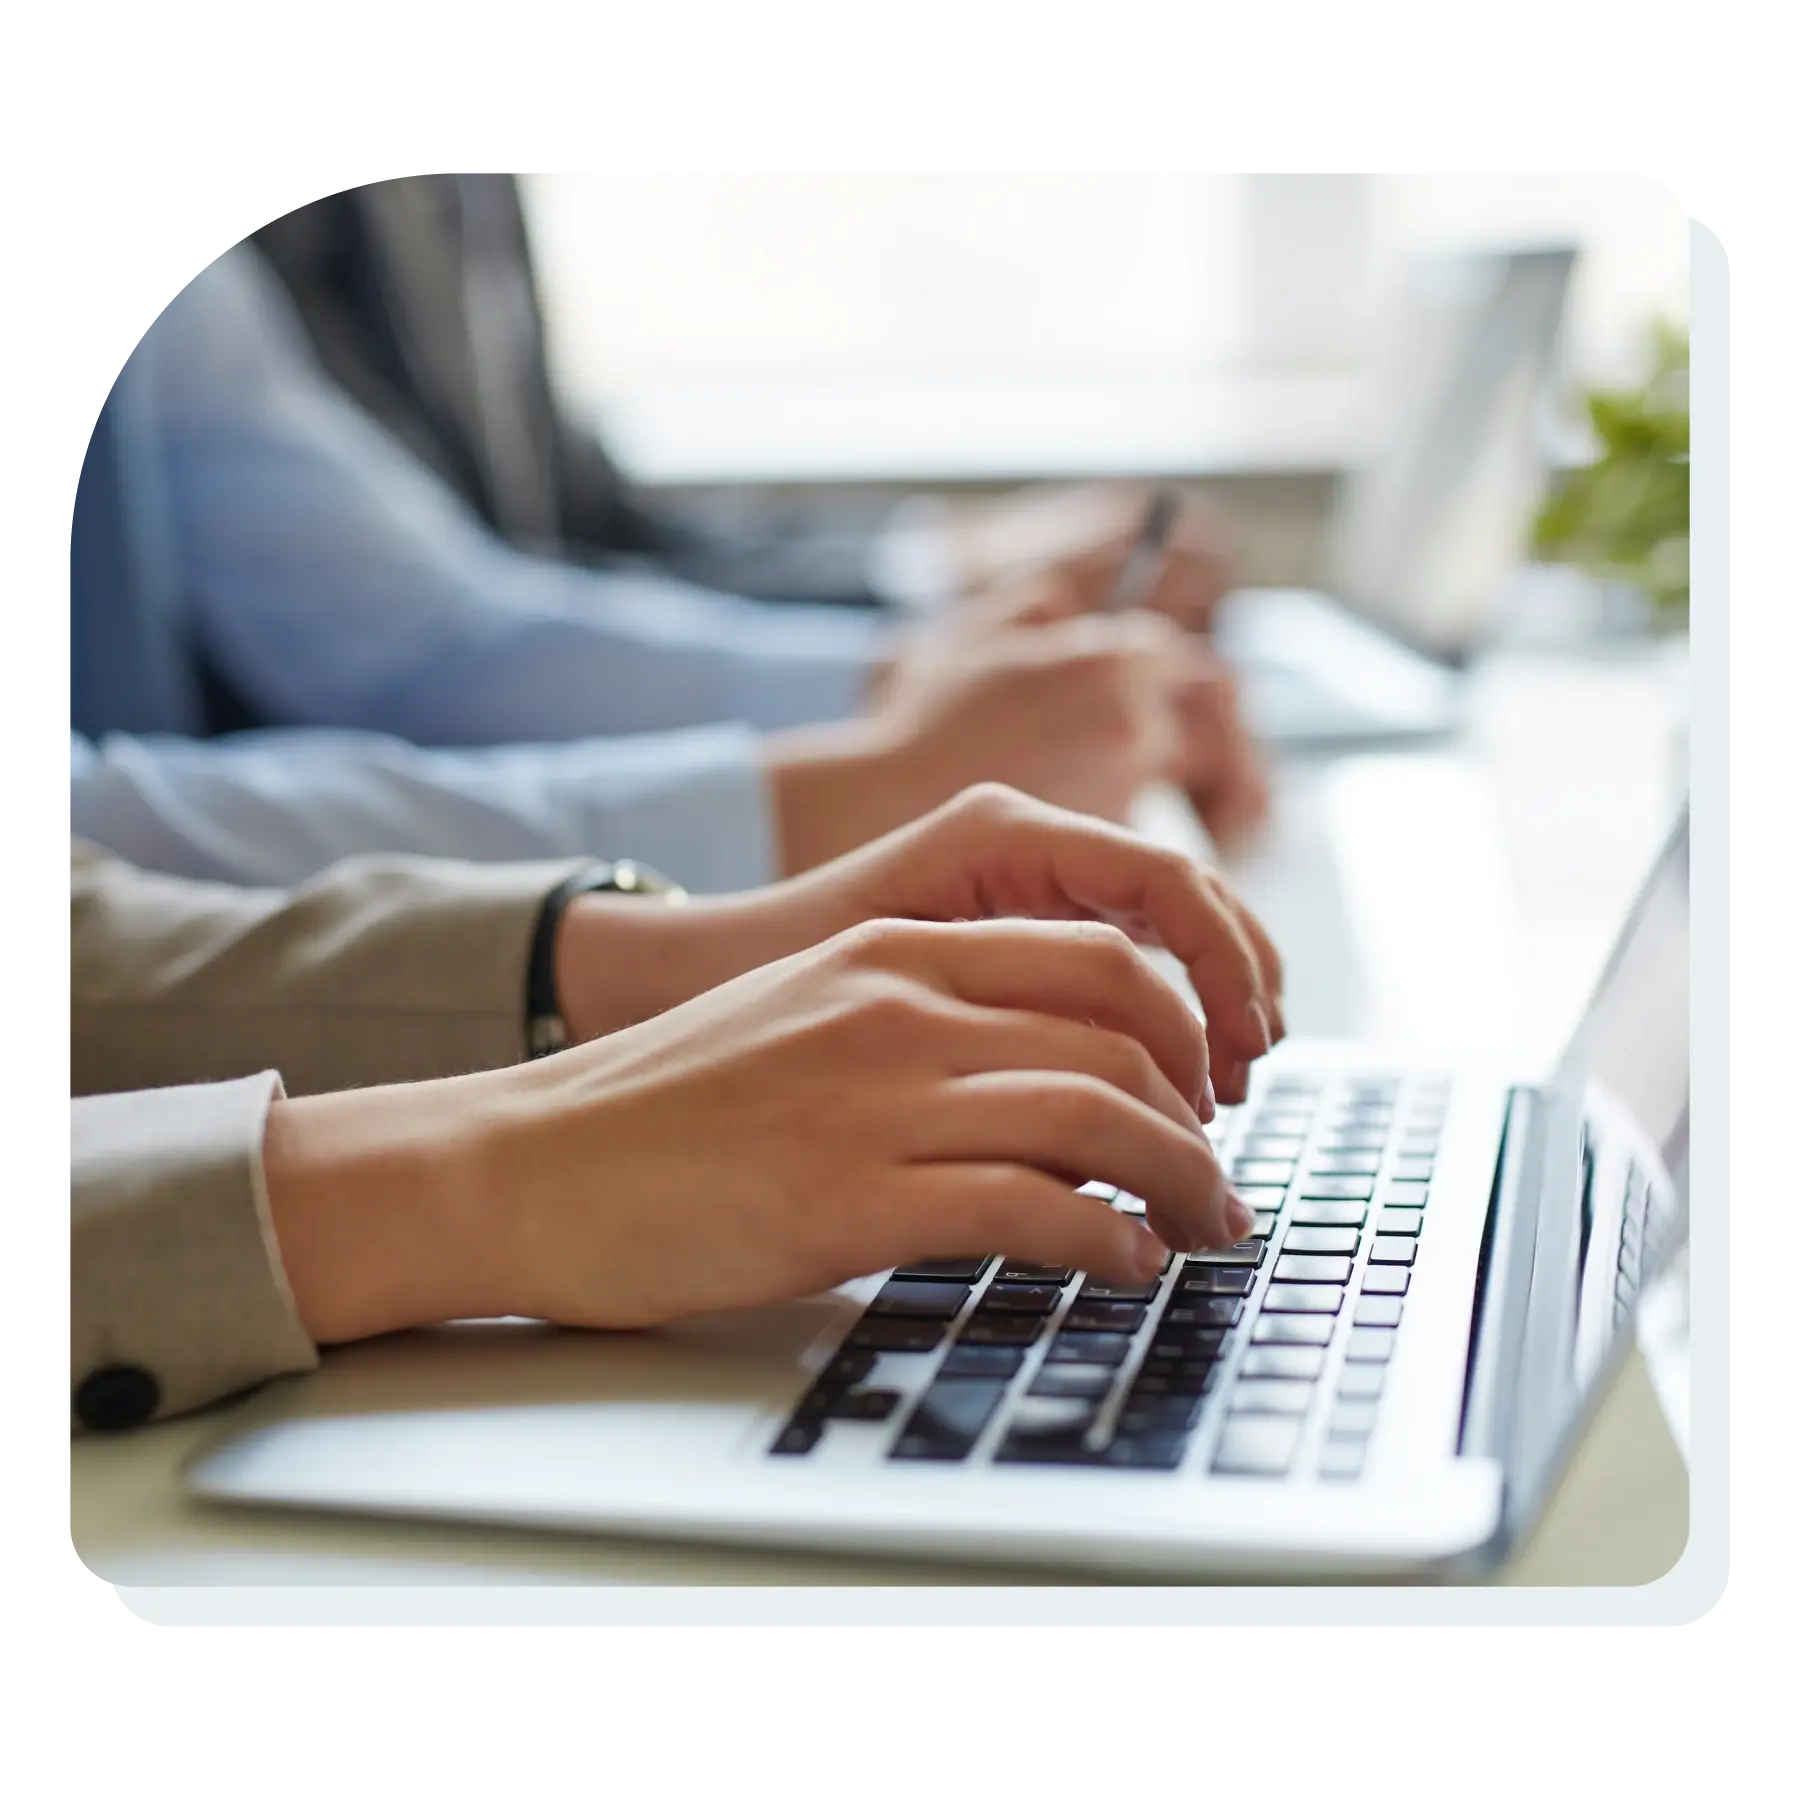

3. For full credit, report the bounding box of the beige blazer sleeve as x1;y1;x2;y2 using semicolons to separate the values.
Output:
71;841;586;1429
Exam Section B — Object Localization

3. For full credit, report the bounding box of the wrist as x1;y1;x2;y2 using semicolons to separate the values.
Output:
763;715;944;876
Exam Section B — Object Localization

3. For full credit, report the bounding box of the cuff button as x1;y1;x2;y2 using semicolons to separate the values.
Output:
74;1364;160;1432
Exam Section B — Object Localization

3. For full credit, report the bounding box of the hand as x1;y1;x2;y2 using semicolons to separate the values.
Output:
263;917;1258;1344
1170;645;1272;851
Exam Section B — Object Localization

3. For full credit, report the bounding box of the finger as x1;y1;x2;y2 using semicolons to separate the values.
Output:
876;918;1211;1118
912;1069;1248;1253
884;1163;1171;1284
925;1000;1205;1135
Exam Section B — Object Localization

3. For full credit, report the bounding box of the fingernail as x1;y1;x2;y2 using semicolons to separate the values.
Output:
1198;1075;1217;1123
1247;1000;1273;1056
1224;1192;1255;1240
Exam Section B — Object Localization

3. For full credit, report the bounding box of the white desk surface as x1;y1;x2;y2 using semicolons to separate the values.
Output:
72;645;1691;1603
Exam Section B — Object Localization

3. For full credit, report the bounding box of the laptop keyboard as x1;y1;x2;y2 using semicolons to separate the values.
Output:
770;1072;1447;1479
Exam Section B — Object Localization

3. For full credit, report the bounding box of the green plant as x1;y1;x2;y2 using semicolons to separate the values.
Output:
1532;318;1690;620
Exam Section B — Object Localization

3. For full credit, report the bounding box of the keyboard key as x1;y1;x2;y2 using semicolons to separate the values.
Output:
958;1314;1047;1347
1240;1132;1307;1156
889;1380;1008;1461
1062;1300;1150;1334
1316;1129;1389;1153
1272;1253;1354;1284
1391;1157;1436;1183
1117;1392;1209;1432
1343;1328;1396;1363
1292;1201;1368;1227
1336;1363;1387;1399
1252;1313;1336;1346
1176;1266;1256;1296
1246;1215;1279;1240
1234;1186;1290;1213
830;1387;902;1421
1077;1180;1118;1203
1240;1345;1326;1380
1146;1328;1227;1362
1300;1177;1376;1202
1280;1226;1361;1255
893;1257;992;1282
1399;1131;1441;1155
1258;1284;1343;1315
1232;1160;1297;1186
1317;1439;1367;1480
1376;1209;1424;1236
1078;1278;1163;1302
771;1420;824;1456
1111;1190;1147;1216
1309;1153;1381;1177
868;1280;970;1319
1131;1364;1219;1397
1029;1363;1117;1400
1382;1184;1429;1209
994;1397;1103;1465
1368;1236;1418;1266
847;1317;949;1353
1229;1379;1314;1416
939;1344;1027;1380
816;1349;878;1390
1047;1331;1134;1365
993;1262;1076;1285
978;1283;1065;1314
1158;1297;1245;1331
1185;1242;1266;1267
1355;1296;1405;1328
1102;1430;1191;1469
1328;1399;1380;1438
1212;1417;1302;1476
1361;1266;1410;1296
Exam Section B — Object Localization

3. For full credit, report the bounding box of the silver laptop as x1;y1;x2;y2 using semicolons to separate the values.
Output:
1220;245;1579;750
186;809;1688;1582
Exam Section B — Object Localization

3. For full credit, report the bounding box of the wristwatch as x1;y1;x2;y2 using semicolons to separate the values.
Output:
524;859;687;1059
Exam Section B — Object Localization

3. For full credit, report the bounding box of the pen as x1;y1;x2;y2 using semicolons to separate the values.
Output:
1103;490;1179;612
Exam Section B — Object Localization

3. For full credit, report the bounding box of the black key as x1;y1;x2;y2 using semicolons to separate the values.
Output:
958;1314;1047;1347
1116;1392;1209;1432
816;1349;878;1390
1391;1157;1436;1183
1272;1253;1354;1284
1229;1379;1314;1417
889;1379;1008;1461
1233;1159;1297;1186
1337;1363;1386;1399
1102;1430;1191;1469
1252;1313;1335;1346
1239;1344;1325;1380
1130;1364;1218;1397
1029;1363;1118;1400
771;1420;823;1456
847;1317;948;1353
1176;1265;1256;1296
829;1387;902;1421
939;1344;1027;1380
893;1257;993;1282
1146;1328;1226;1362
1343;1328;1396;1363
1317;1439;1366;1480
993;1262;1076;1285
1062;1300;1150;1334
1047;1331;1134;1365
1376;1209;1424;1237
1280;1226;1360;1255
1368;1236;1417;1266
1212;1417;1302;1476
1309;1153;1381;1177
993;1397;1103;1465
1327;1399;1380;1438
1258;1284;1342;1315
1354;1296;1404;1328
1300;1177;1376;1202
1292;1201;1367;1227
868;1279;970;1320
1361;1266;1410;1296
1234;1186;1291;1213
978;1283;1064;1314
1157;1297;1244;1331
1078;1278;1163;1302
1184;1242;1266;1267
1383;1184;1429;1209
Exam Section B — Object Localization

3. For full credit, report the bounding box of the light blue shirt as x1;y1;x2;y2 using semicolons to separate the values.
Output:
68;246;902;892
